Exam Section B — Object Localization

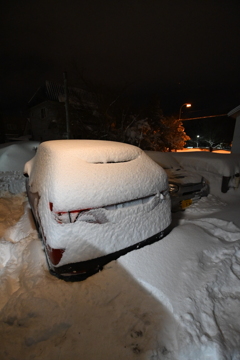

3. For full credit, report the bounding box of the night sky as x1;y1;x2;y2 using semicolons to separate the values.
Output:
1;0;240;118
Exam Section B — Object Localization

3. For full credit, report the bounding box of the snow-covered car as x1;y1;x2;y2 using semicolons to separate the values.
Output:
24;140;171;280
145;151;209;211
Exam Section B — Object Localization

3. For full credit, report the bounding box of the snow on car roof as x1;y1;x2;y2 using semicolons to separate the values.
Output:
41;139;142;163
25;140;168;210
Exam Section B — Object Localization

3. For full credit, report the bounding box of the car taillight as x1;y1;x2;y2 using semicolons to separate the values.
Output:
46;245;65;265
49;203;97;224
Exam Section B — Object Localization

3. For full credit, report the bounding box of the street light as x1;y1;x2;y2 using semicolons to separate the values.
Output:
196;135;200;147
179;103;191;120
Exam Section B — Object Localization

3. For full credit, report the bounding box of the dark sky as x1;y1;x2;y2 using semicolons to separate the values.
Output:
1;0;240;116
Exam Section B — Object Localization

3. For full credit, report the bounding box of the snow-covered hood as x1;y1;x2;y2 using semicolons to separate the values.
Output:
166;167;203;185
144;150;203;185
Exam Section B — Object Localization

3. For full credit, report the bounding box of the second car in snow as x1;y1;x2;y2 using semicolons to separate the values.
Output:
145;151;209;212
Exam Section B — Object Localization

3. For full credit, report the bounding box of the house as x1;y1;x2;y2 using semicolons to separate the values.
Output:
28;81;99;141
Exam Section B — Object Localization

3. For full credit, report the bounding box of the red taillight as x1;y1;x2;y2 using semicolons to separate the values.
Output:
49;202;98;224
46;245;65;265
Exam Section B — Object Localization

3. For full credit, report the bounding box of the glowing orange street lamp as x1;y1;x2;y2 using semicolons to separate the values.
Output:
179;103;191;120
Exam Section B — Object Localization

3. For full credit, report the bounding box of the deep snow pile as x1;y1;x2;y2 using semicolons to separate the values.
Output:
0;141;39;172
0;142;39;194
0;145;240;360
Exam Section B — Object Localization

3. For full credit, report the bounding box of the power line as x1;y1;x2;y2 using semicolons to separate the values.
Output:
182;114;227;121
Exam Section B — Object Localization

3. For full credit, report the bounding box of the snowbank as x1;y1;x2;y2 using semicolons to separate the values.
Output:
172;151;240;195
0;141;40;195
0;141;39;171
172;151;239;177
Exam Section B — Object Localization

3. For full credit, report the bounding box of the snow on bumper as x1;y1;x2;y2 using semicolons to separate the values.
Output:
40;193;171;267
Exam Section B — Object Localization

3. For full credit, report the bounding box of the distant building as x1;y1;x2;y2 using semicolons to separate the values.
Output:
28;81;99;141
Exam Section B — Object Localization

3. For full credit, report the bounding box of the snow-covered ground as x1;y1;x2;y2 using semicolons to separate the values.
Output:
0;144;240;360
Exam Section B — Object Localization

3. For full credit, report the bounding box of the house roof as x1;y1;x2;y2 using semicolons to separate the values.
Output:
228;105;240;119
28;81;97;110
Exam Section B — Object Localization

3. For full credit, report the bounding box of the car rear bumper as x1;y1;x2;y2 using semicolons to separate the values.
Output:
46;224;172;282
171;183;209;212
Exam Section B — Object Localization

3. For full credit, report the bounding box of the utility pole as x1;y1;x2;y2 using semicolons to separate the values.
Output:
63;71;70;139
